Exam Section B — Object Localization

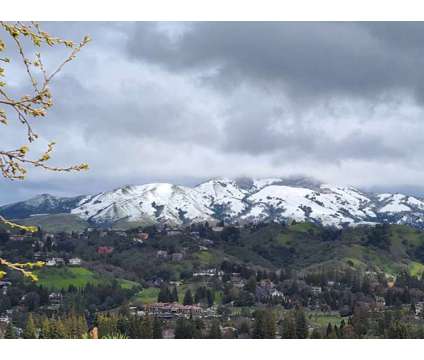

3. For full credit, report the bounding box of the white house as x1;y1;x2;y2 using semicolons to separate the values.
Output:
69;258;82;266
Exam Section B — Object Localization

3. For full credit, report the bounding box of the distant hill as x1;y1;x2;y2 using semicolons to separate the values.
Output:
2;177;424;229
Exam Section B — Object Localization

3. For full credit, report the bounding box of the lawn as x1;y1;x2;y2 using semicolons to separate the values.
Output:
134;287;160;304
35;266;103;290
307;312;343;328
409;261;424;278
118;278;141;290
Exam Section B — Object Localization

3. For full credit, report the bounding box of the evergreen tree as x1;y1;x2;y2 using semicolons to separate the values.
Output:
281;313;296;339
252;310;266;338
128;315;143;338
175;318;194;339
4;322;16;339
208;320;222;339
152;317;163;339
206;289;214;307
239;321;250;336
326;323;333;338
23;313;37;339
171;286;179;302
295;308;308;339
50;319;67;339
245;276;257;293
39;317;51;339
264;310;276;338
310;328;322;338
141;315;153;339
158;285;171;303
183;289;194;305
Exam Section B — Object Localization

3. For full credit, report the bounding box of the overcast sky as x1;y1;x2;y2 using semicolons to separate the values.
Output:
2;22;424;204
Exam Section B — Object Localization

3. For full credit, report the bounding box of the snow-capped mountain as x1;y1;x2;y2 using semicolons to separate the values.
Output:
0;193;85;219
2;177;424;228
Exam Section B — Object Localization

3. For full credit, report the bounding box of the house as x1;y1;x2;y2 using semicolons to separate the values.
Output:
0;315;10;324
134;232;149;243
46;258;65;267
171;253;184;262
0;281;12;296
375;296;386;311
144;303;202;318
270;289;285;298
9;235;26;241
193;268;219;277
97;246;114;255
48;292;63;310
211;226;224;232
415;301;424;316
46;258;57;267
311;286;322;295
68;257;82;266
201;239;215;247
156;250;168;259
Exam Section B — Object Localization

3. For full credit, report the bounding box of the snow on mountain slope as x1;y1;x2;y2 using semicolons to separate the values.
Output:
195;178;247;218
72;183;214;225
376;193;424;213
3;177;424;228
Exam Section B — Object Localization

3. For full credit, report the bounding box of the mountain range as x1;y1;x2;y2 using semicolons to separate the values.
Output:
2;177;424;229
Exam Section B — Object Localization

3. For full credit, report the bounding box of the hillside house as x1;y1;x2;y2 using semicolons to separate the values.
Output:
0;281;11;296
97;246;114;255
311;286;322;295
48;292;63;310
156;250;168;259
193;268;219;277
144;302;202;318
68;257;82;266
415;301;424;316
46;258;65;267
212;226;224;232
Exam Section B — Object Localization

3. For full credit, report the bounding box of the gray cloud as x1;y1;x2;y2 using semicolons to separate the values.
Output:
127;22;424;101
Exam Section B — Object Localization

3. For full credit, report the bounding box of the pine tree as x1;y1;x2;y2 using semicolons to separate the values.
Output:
171;286;179;302
183;289;194;305
239;321;250;336
23;314;37;339
252;310;265;338
310;328;322;338
264;310;276;338
281;313;296;339
141;315;153;339
158;285;171;303
206;289;214;307
295;308;308;339
152;317;163;339
39;317;51;339
50;319;67;339
326;323;335;338
4;322;16;339
208;320;222;339
175;318;193;339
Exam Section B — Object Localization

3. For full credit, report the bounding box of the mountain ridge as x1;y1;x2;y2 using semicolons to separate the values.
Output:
2;177;424;229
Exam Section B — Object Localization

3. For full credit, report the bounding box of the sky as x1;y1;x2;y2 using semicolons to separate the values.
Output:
2;21;424;204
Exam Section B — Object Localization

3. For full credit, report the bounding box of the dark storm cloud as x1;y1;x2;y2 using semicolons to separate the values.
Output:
127;22;424;101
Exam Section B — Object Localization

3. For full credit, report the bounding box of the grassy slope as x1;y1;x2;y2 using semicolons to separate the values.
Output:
217;223;424;276
35;266;103;290
17;213;89;232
